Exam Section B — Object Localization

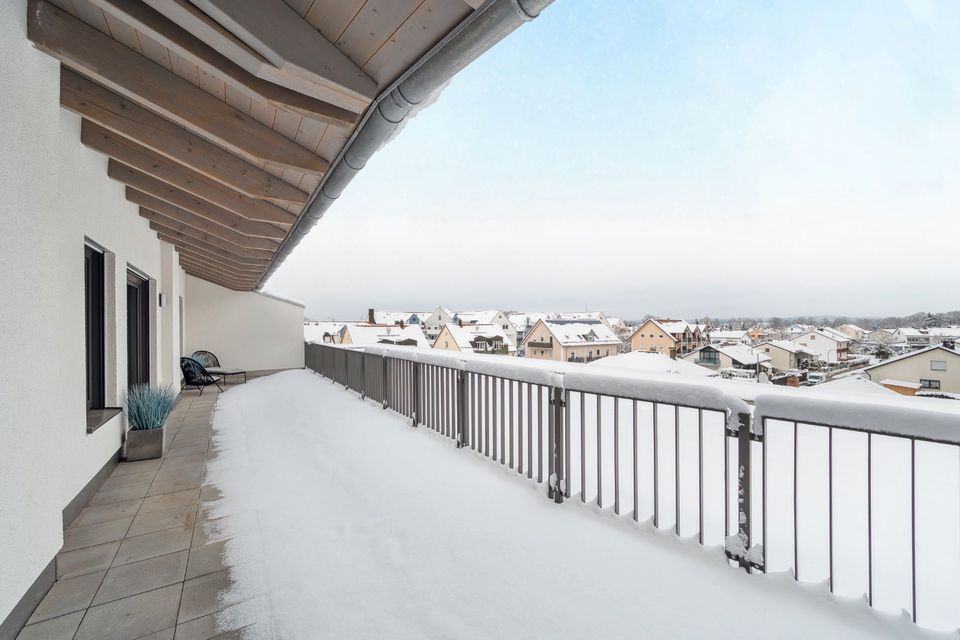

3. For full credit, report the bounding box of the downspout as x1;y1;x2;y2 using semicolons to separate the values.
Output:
256;0;554;289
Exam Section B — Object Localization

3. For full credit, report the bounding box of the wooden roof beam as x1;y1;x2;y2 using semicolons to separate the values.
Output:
149;221;273;261
28;0;330;175
86;0;357;127
112;166;289;240
145;0;376;113
83;121;295;226
61;70;309;206
136;206;278;251
143;211;276;260
172;244;266;274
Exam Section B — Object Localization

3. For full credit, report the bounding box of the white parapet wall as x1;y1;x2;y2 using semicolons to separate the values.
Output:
184;275;306;372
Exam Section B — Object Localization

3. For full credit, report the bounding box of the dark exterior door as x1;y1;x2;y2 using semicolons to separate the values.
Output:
127;270;150;387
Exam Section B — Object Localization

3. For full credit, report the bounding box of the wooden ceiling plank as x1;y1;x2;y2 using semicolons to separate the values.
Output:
173;244;266;274
145;0;374;112
141;208;276;259
28;0;331;175
87;0;358;126
111;166;289;240
148;220;274;260
178;255;261;280
136;206;279;251
180;267;253;291
60;70;310;205
82;121;297;226
154;230;271;270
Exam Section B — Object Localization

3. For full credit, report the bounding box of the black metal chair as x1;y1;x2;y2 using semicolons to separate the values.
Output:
180;357;223;394
191;350;247;384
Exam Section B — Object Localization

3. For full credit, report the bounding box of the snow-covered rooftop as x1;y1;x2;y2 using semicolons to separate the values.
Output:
453;310;501;325
303;321;346;343
339;322;431;348
758;340;815;354
372;310;430;325
864;344;960;372
439;322;514;352
542;319;621;346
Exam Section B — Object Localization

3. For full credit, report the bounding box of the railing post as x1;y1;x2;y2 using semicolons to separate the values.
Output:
360;352;366;400
737;411;752;571
456;370;467;448
412;361;420;427
344;350;349;388
381;356;388;410
548;385;565;504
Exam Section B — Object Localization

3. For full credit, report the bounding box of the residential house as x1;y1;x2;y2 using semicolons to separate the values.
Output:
304;321;347;344
453;309;518;346
553;310;611;325
681;344;772;373
339;323;430;348
629;319;707;358
432;322;514;355
369;309;431;326
893;327;960;349
756;340;817;372
863;345;960;395
785;323;813;337
422;307;455;341
867;328;895;344
708;329;751;346
790;329;850;363
523;319;621;363
836;324;867;340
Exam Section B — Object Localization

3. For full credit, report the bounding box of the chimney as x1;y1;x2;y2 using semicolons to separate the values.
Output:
367;308;375;323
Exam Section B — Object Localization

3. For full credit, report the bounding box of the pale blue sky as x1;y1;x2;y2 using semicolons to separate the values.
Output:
267;0;960;321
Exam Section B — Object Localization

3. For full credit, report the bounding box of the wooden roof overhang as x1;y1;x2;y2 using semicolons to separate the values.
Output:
27;0;477;290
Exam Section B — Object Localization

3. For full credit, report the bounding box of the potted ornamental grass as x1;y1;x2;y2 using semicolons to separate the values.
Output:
123;384;177;461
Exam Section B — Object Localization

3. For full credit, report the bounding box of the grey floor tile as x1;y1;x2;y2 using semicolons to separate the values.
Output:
61;517;133;552
166;444;210;458
15;610;84;640
134;628;175;640
185;540;229;580
140;488;201;514
57;541;120;579
114;527;193;566
71;498;142;528
110;459;163;477
177;570;231;624
74;583;181;640
87;481;153;506
92;550;188;606
27;570;105;623
99;471;157;491
128;504;197;537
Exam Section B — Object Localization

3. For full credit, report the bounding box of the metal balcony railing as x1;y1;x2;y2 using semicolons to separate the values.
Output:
526;340;553;349
304;341;960;632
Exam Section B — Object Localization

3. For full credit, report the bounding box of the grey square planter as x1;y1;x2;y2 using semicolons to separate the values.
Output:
124;427;165;462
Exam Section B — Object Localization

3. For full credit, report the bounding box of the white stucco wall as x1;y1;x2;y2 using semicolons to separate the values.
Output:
0;6;183;623
184;275;305;372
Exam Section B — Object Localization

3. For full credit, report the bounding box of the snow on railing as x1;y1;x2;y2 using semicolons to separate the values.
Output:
304;341;960;632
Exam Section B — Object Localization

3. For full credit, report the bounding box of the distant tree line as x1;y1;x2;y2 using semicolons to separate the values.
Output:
626;310;960;331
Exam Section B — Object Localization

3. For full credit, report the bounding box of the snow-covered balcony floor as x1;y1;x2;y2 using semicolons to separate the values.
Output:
204;370;943;640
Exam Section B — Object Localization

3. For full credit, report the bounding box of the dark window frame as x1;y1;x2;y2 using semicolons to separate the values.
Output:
126;269;151;387
920;378;941;390
85;244;105;411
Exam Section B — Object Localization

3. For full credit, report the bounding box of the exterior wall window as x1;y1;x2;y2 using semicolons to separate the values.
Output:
931;360;947;371
920;379;941;390
85;244;105;410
